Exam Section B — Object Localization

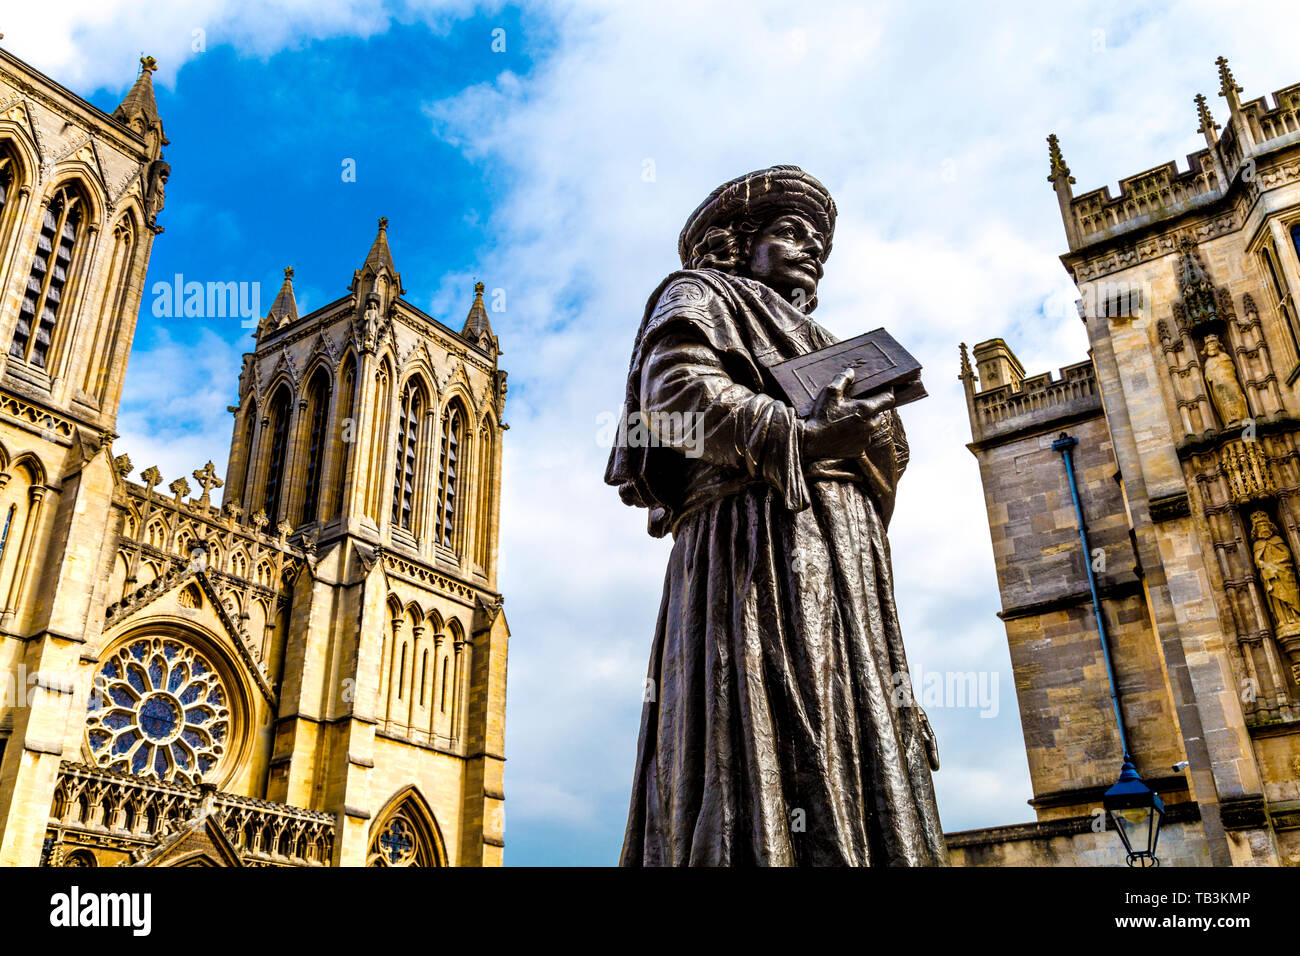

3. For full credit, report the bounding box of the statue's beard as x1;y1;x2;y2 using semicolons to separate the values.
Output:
740;266;819;313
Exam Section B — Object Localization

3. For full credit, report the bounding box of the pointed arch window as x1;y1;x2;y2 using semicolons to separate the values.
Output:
435;404;464;549
475;423;495;569
0;504;14;557
398;642;408;700
419;649;428;706
11;184;87;369
300;370;331;524
366;361;392;520
262;386;292;523
0;146;20;256
367;790;444;867
0;148;15;221
238;406;257;507
1260;239;1300;361
82;217;136;401
330;355;356;520
391;383;424;532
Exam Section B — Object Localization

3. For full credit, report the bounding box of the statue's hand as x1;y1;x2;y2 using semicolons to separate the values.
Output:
801;368;895;460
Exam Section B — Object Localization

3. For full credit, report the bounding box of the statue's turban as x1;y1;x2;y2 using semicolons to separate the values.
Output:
678;165;837;267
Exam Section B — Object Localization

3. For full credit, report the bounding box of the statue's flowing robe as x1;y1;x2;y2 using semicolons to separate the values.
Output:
1203;353;1249;427
607;268;947;866
1254;535;1300;625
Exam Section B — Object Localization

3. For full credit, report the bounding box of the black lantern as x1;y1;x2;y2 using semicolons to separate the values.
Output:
1103;758;1164;867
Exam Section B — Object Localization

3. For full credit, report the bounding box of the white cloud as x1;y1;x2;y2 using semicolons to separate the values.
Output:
1;0;480;89
115;327;246;487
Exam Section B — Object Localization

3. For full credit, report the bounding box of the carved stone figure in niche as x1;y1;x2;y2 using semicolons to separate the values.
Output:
1201;334;1249;428
144;159;169;233
1250;511;1300;638
359;295;381;351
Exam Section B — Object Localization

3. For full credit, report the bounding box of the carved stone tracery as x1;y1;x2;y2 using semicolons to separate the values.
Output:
1159;236;1300;718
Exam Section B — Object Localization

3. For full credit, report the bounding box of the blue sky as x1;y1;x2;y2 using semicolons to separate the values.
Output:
8;0;1300;866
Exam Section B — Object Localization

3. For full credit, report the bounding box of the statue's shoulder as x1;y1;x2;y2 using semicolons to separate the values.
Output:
650;270;728;310
643;270;734;340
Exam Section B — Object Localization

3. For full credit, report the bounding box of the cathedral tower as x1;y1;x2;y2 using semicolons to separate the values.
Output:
217;219;510;866
0;49;168;867
0;45;510;868
953;59;1300;867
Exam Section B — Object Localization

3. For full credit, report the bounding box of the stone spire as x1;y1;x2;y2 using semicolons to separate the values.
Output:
260;267;298;336
364;216;397;274
462;280;497;353
113;55;167;158
351;217;404;309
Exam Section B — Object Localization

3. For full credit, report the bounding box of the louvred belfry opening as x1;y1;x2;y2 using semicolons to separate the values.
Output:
392;383;423;532
436;404;462;548
12;185;85;369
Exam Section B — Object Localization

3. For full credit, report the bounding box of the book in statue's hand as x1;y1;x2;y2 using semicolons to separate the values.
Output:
770;328;928;418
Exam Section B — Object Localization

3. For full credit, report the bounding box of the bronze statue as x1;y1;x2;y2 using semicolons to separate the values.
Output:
1201;333;1249;428
606;166;947;866
1250;511;1300;635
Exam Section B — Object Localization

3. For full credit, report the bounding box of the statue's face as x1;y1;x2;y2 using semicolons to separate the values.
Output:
1204;336;1220;355
747;213;824;305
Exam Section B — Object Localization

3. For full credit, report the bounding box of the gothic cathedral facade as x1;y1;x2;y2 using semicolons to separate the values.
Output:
0;48;510;867
952;59;1300;866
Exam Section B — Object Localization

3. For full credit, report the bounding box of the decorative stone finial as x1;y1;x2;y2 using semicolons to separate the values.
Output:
378;216;389;231
191;461;224;509
475;280;485;295
168;477;191;502
958;342;973;380
141;466;163;493
1215;55;1245;117
284;266;294;280
1216;56;1242;100
140;55;158;74
1194;93;1220;140
1046;134;1074;185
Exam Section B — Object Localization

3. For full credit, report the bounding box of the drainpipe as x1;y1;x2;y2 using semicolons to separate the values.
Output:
1053;432;1131;758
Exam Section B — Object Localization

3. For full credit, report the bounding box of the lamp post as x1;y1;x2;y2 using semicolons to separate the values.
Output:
1053;432;1164;866
1104;758;1165;867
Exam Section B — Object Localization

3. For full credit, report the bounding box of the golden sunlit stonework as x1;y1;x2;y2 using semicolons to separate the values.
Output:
953;59;1300;866
0;48;509;867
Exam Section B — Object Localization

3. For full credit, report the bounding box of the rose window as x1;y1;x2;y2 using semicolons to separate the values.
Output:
86;636;230;785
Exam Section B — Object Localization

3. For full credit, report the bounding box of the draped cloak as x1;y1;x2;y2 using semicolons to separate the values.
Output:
606;268;948;866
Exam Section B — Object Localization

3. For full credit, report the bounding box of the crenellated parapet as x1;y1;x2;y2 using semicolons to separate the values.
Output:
964;348;1100;448
1050;60;1300;257
1066;153;1222;246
